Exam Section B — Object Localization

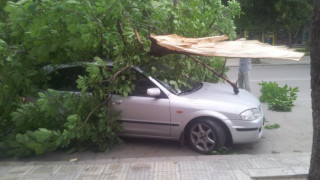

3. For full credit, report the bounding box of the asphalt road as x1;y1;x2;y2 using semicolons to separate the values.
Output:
18;64;313;162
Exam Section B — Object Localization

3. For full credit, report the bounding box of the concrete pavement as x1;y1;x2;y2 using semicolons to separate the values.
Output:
0;56;312;180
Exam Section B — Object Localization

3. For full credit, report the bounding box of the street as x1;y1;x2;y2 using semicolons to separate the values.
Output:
20;64;312;162
228;64;312;155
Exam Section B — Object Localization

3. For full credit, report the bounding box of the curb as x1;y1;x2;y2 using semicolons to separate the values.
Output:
227;63;310;67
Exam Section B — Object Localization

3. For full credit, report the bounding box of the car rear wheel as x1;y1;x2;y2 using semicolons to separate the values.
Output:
187;119;226;154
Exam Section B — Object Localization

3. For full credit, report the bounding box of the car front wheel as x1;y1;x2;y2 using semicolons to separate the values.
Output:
187;119;226;154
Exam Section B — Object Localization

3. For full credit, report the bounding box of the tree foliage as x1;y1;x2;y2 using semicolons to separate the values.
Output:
275;0;312;33
236;0;279;34
236;0;312;45
0;0;240;157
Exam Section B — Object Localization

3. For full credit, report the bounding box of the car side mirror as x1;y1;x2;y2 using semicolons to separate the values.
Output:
147;88;161;97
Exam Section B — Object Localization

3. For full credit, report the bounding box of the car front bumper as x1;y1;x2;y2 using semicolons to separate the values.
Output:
229;115;264;144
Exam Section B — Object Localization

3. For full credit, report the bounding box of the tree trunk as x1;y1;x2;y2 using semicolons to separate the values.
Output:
308;1;320;180
288;32;293;47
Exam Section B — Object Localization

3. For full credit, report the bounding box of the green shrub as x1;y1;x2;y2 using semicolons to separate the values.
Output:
264;123;280;129
258;81;299;112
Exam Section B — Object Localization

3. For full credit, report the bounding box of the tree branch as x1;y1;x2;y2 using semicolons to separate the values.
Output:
134;28;142;45
221;58;227;75
117;20;126;46
80;65;132;128
110;65;131;82
79;100;108;129
185;55;239;94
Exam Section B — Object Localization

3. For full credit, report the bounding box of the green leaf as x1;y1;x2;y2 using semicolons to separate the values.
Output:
264;123;280;129
16;134;29;144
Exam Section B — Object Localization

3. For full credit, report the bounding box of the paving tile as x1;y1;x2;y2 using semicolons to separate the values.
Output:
125;172;154;180
204;160;231;170
207;174;235;180
178;161;206;171
48;174;77;180
207;170;236;180
0;175;23;180
0;166;9;176
100;173;127;180
75;174;101;180
197;155;252;161
21;174;50;180
154;172;180;180
277;157;303;167
112;158;137;163
227;158;255;170
139;157;170;162
154;162;179;172
206;169;233;173
104;163;130;174
232;170;251;180
6;165;34;175
81;165;105;175
54;165;83;175
167;156;198;161
249;158;282;168
291;166;309;175
28;165;57;175
129;162;154;173
248;167;295;178
296;156;311;166
180;171;209;180
258;178;307;180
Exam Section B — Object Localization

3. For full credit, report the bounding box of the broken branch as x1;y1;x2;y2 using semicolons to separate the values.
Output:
134;28;142;45
186;55;239;94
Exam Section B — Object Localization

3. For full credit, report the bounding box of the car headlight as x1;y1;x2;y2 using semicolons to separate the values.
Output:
240;108;262;121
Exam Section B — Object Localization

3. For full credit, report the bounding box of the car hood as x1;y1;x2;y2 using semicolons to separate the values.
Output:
181;82;260;111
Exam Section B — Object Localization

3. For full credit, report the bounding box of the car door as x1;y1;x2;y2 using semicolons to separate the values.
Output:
112;72;171;137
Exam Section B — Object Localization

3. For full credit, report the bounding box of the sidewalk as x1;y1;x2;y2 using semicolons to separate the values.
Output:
226;56;310;67
0;153;310;180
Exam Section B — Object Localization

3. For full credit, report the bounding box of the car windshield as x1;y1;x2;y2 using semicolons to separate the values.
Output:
155;77;203;95
139;62;203;95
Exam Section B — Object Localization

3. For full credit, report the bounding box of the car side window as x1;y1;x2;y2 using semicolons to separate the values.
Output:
47;66;86;92
131;72;158;96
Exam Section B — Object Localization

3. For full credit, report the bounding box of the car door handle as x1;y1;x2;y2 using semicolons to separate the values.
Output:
112;100;122;105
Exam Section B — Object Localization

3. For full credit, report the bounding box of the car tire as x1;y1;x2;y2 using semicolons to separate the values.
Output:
187;119;226;154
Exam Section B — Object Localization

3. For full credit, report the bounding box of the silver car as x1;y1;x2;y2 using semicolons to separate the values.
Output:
46;63;264;154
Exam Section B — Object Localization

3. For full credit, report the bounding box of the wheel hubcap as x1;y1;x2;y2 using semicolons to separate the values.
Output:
190;123;216;152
